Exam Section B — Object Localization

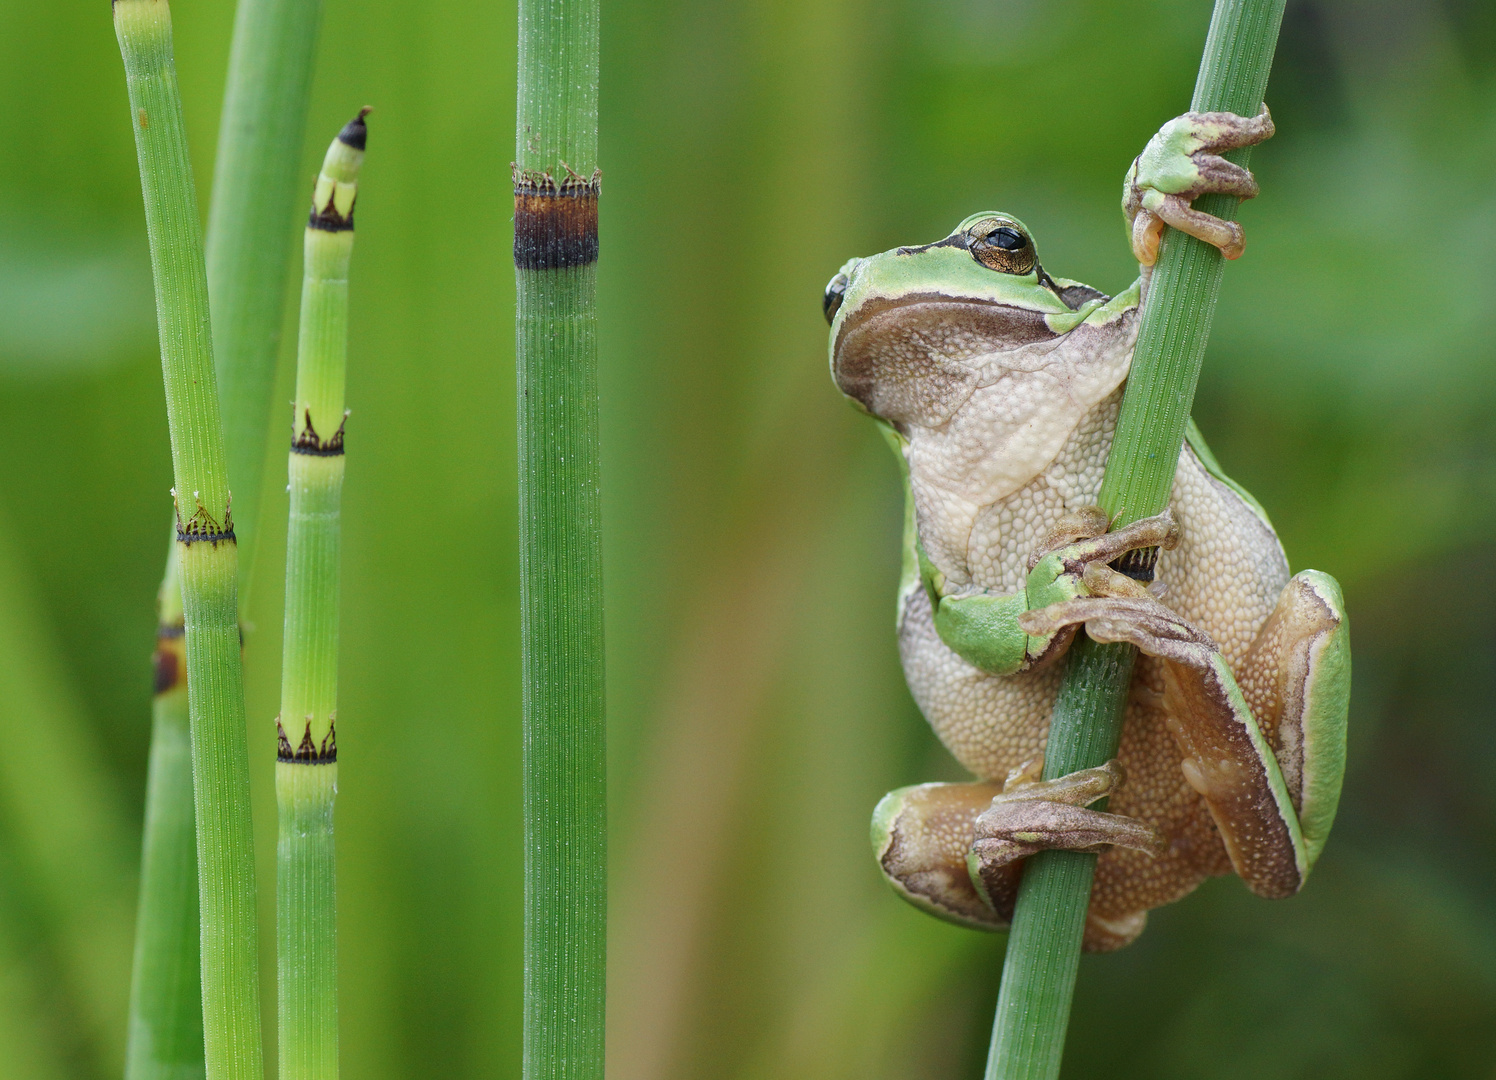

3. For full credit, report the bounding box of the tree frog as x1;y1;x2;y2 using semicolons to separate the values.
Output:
823;109;1350;950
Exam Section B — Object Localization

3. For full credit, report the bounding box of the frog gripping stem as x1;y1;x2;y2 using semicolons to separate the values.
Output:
985;3;1290;1079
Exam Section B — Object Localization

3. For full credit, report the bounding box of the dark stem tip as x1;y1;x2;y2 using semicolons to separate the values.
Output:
337;107;373;150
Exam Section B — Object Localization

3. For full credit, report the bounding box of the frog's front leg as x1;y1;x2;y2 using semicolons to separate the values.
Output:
1020;567;1350;896
1123;106;1275;265
928;507;1180;676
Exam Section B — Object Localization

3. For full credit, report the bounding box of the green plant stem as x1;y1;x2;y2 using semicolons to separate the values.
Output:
209;0;324;582
515;0;605;1072
124;2;321;1076
277;113;367;1080
127;544;205;1078
114;5;264;1080
985;2;1287;1077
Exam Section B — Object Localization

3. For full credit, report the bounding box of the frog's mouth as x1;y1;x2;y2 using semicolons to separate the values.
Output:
833;292;1059;426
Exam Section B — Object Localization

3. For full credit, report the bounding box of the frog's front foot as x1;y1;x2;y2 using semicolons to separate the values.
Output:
1123;106;1275;265
1022;508;1179;665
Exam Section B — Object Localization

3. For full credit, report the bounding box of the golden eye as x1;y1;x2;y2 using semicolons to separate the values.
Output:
967;219;1036;275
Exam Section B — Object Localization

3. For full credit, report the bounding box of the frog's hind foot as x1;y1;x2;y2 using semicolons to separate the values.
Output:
873;767;1165;952
1018;582;1341;900
970;759;1167;879
1124;106;1275;264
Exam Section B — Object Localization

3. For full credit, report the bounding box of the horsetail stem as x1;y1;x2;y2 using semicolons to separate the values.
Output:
126;1;321;1075
515;0;605;1070
276;111;367;1080
127;543;205;1080
984;2;1287;1077
113;5;264;1080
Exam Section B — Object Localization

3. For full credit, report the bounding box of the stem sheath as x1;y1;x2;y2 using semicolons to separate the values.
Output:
114;5;264;1079
515;0;605;1072
985;3;1287;1077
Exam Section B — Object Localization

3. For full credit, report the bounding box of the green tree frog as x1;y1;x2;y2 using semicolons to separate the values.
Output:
823;109;1350;950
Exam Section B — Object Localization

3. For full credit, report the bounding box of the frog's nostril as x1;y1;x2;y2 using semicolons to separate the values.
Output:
823;273;849;325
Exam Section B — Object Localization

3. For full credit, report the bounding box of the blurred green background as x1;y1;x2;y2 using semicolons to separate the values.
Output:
2;0;1495;1077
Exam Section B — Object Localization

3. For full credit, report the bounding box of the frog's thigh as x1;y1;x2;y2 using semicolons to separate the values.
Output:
1036;595;1308;898
872;781;1007;931
1235;569;1349;870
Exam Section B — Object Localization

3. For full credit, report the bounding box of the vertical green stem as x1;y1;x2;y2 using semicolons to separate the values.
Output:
515;0;605;1073
985;2;1286;1078
277;113;367;1080
127;543;205;1079
115;5;264;1080
209;0;324;580
124;2;321;1076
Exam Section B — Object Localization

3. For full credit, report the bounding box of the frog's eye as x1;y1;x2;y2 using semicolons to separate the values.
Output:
967;219;1036;275
823;272;849;325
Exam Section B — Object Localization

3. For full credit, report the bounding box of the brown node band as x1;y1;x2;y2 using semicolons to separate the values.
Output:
292;410;346;456
177;499;235;546
1111;545;1160;582
277;716;337;763
514;165;600;270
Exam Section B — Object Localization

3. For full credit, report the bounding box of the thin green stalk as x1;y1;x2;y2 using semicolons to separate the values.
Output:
209;0;324;582
126;543;205;1079
114;5;264;1080
985;2;1287;1077
515;0;605;1072
125;1;321;1075
277;112;368;1080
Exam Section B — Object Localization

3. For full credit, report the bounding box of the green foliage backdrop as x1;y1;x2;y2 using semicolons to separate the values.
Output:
2;1;1495;1077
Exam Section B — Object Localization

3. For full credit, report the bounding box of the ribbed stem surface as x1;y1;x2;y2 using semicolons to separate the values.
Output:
277;115;366;1080
114;5;264;1080
208;0;323;578
986;2;1287;1078
127;3;321;1075
126;545;206;1080
515;1;604;1063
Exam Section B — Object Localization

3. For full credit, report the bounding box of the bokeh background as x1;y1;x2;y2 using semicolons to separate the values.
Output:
2;0;1495;1076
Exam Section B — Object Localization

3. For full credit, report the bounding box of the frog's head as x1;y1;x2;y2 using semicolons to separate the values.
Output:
825;213;1109;429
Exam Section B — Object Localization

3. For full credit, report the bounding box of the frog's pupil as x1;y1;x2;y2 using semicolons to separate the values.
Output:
993;227;1025;250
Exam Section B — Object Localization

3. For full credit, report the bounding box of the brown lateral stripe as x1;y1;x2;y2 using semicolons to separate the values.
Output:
514;166;600;270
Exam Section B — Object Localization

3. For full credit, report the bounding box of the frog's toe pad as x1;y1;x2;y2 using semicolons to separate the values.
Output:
971;798;1167;872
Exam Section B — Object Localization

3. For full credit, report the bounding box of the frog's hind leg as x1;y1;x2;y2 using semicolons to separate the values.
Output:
873;764;1166;946
1021;569;1348;898
873;780;1007;930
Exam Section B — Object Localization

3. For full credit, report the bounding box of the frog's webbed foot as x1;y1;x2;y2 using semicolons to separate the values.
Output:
969;759;1167;879
872;763;1165;949
1018;581;1327;899
1123;106;1275;265
1022;509;1179;667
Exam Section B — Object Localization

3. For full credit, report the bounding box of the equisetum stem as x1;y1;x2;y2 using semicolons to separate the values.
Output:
208;0;324;584
126;542;205;1079
126;0;321;1074
277;112;367;1080
114;5;264;1080
985;2;1287;1078
515;0;605;1071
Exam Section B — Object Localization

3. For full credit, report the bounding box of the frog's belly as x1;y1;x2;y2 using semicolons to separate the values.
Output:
898;438;1290;911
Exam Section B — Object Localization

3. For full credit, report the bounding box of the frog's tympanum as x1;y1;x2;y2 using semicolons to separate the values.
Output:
825;109;1349;950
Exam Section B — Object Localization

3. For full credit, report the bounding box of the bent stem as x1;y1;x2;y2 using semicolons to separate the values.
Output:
124;1;321;1076
114;4;264;1080
277;112;368;1080
515;0;606;1072
984;2;1288;1078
